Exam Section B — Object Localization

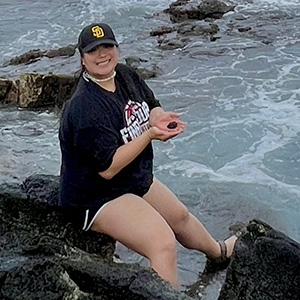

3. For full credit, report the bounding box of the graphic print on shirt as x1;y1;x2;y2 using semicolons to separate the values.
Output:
120;99;150;144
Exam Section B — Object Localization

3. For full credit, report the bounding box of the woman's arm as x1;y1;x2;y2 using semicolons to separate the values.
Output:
99;130;151;180
99;121;184;180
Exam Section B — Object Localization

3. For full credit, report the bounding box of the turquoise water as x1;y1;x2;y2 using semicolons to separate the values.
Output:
0;0;300;297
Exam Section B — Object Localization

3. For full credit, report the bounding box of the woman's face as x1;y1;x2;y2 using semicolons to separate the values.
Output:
82;44;119;79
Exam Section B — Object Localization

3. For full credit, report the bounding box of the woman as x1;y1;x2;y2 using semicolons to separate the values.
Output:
59;22;236;289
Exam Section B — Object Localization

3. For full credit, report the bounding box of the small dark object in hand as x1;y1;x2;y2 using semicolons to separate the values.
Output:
167;121;177;129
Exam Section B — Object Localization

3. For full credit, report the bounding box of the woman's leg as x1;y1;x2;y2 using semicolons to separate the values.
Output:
90;193;179;288
143;178;236;259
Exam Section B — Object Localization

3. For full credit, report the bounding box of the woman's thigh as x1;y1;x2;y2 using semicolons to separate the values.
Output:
143;178;189;230
90;193;175;258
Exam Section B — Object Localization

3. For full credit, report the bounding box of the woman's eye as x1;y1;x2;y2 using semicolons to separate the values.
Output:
103;44;114;49
87;44;114;53
87;47;98;54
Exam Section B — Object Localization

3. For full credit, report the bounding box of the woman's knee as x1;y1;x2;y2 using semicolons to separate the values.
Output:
170;205;190;230
148;228;177;257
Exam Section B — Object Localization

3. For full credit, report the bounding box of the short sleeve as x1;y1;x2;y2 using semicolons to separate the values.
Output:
116;64;161;111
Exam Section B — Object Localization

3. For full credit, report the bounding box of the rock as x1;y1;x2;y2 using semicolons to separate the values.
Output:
158;35;190;50
4;44;77;66
166;0;235;23
0;176;115;257
169;1;202;23
4;79;19;105
45;44;76;58
5;49;47;66
177;21;219;36
198;0;235;20
124;56;161;79
0;78;18;105
237;26;252;33
22;174;60;205
18;73;77;108
218;219;300;300
0;79;12;100
156;21;218;50
0;175;193;300
151;0;232;50
150;26;176;36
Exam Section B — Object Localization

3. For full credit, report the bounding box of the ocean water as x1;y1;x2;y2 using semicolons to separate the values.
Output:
1;0;300;297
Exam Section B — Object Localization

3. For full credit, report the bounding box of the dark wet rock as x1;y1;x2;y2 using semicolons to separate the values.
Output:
22;174;60;205
184;219;300;299
152;0;232;50
4;79;19;105
0;73;76;108
124;56;161;79
169;1;202;23
167;121;178;129
0;175;193;300
125;56;148;69
4;44;76;66
150;26;176;36
198;0;235;20
158;34;190;50
5;49;47;66
45;44;76;58
2;176;299;299
237;26;252;33
165;0;235;23
218;219;300;300
167;0;190;11
0;79;12;100
177;21;219;36
156;21;219;50
18;73;77;108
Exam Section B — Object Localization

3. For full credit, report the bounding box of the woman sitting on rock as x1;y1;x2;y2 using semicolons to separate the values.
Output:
59;22;236;289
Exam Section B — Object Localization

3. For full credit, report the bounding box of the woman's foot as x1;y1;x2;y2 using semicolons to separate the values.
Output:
223;235;238;259
204;235;238;273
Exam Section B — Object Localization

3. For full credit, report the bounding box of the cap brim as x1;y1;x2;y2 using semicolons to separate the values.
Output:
81;39;119;53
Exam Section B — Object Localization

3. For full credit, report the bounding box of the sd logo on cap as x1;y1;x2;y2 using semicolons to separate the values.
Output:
91;26;104;39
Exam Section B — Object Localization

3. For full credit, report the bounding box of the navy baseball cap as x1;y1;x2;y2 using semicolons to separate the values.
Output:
78;23;118;53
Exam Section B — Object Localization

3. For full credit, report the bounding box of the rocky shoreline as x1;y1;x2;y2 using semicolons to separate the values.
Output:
1;1;300;299
1;174;300;299
0;174;193;300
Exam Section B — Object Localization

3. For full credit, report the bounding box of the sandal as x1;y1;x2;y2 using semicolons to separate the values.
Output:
203;222;247;274
203;240;232;274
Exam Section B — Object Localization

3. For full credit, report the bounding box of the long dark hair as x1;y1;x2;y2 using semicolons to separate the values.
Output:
74;47;85;83
59;47;84;122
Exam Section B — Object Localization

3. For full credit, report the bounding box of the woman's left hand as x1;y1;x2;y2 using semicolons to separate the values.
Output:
151;111;185;138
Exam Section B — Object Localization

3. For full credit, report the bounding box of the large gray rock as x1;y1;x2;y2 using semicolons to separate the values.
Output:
218;219;300;300
4;45;76;66
151;0;234;50
0;175;193;300
165;0;235;23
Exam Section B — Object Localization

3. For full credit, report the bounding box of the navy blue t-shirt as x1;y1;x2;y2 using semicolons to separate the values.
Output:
59;64;161;210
